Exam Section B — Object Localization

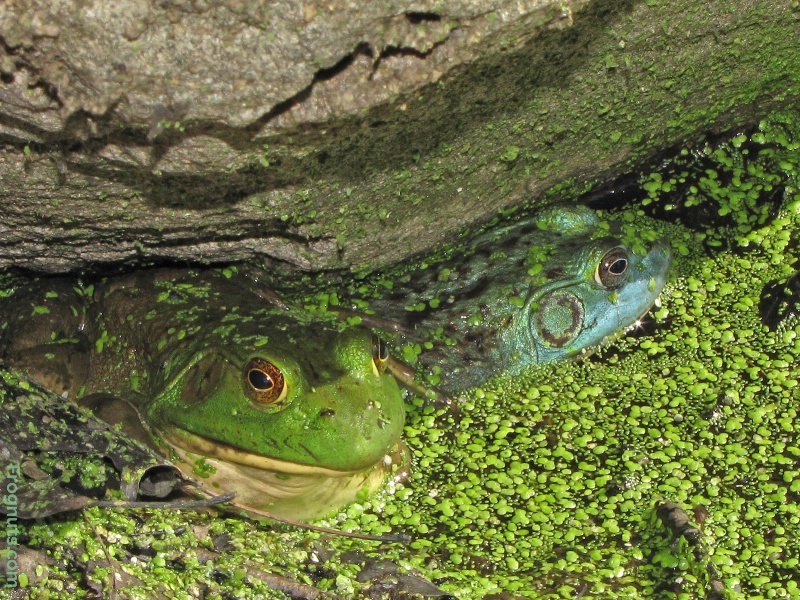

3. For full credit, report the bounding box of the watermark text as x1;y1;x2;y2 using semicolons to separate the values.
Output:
3;463;20;589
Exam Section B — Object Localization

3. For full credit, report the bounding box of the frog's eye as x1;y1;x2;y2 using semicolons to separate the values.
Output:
371;334;389;375
596;247;629;289
243;358;287;405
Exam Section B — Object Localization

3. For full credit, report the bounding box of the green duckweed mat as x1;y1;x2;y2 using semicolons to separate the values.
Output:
3;109;800;599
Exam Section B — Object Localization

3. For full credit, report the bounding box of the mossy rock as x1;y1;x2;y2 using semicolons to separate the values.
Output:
1;0;799;276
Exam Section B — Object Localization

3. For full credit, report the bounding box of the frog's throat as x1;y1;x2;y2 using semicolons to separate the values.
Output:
569;285;665;363
159;427;370;477
167;441;407;521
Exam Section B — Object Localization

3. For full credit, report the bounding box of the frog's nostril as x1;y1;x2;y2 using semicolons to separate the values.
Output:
319;408;335;418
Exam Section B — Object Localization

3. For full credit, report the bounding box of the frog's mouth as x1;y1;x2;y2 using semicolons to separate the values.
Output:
159;427;409;521
158;426;390;477
163;436;411;521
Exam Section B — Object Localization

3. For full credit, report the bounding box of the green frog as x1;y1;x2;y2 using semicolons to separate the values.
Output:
348;205;672;394
0;269;406;521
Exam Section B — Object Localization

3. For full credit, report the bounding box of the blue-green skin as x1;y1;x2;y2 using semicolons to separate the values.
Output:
0;270;405;518
355;206;671;393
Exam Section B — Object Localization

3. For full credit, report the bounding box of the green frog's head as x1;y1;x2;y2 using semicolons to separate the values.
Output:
144;321;405;519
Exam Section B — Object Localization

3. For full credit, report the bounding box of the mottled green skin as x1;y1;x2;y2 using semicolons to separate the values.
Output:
354;206;671;393
0;269;404;478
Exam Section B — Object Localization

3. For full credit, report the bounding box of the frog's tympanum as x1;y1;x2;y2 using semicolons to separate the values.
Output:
0;270;406;520
353;205;671;393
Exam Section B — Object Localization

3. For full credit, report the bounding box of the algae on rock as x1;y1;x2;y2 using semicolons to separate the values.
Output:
0;0;799;275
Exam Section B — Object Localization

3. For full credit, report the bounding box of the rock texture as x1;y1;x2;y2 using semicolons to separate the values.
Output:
0;0;797;275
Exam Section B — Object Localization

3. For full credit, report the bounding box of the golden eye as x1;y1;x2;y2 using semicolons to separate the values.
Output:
596;246;629;289
243;358;287;405
371;334;389;375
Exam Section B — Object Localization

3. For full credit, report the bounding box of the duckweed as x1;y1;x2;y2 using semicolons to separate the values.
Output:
7;110;800;598
327;112;800;597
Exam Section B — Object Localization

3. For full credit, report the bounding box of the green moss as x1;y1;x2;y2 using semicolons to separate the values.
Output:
166;0;800;283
